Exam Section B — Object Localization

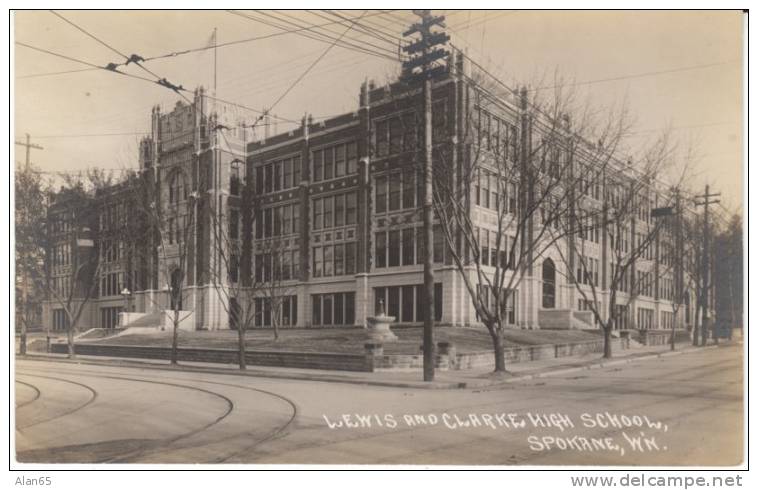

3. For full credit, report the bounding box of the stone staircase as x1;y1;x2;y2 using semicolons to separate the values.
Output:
538;309;597;330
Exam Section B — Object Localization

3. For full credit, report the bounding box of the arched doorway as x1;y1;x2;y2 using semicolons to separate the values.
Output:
542;258;556;309
170;268;183;311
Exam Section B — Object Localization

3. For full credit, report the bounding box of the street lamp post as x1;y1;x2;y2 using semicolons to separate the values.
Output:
120;287;131;327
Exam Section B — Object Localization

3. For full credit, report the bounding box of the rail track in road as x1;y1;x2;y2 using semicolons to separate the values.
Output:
15;374;98;430
16;364;298;464
15;380;41;409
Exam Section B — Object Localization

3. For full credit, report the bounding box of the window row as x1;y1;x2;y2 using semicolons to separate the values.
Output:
255;203;301;239
312;242;357;278
637;307;654;330
577;216;601;244
374;112;420;157
100;306;123;329
312;292;355;326
660;310;675;330
374;284;443;323
100;272;123;297
636;270;654;297
475;106;519;161
51;243;71;268
52;309;70;331
313;192;357;230
254;249;300;282
51;276;71;299
474;169;517;213
374;226;445;269
475;227;516;269
252;295;298;328
476;285;518;325
576;257;600;286
100;239;123;263
255;155;302;194
375;169;422;214
312;142;358;182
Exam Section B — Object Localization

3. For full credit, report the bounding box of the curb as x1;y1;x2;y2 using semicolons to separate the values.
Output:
17;344;726;391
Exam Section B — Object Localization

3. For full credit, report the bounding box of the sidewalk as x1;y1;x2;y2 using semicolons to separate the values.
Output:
18;341;729;390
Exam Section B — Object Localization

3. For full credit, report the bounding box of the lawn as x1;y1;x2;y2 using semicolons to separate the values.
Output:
83;326;602;355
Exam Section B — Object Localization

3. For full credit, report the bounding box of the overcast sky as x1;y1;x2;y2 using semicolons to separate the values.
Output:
13;10;744;213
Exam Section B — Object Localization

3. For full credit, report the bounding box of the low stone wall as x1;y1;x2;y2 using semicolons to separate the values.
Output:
374;338;629;371
638;329;690;346
51;337;630;373
50;343;371;372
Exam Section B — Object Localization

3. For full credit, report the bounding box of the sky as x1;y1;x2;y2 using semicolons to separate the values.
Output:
13;10;744;215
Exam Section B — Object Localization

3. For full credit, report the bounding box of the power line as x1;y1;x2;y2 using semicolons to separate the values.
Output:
530;60;739;92
262;10;368;124
16;67;99;79
228;10;399;63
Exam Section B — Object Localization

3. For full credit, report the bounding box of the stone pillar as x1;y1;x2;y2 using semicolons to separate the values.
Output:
354;273;369;327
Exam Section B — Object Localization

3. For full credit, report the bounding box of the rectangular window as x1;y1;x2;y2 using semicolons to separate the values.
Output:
313;150;323;182
323;147;334;180
323;245;333;276
283;159;292;189
375;176;387;214
435;282;443;322
334;243;344;276
481;228;490;266
273;163;281;192
346;142;358;174
323;196;333;228
402;228;415;266
402;285;414;322
323;294;333;325
389;117;402;154
293;156;301;186
255;167;264;194
388;286;400;320
403;112;416;151
264;164;273;193
334;194;345;227
389;172;401;211
264;208;272;237
433;224;444;263
335;145;346;177
313;198;323;230
388;230;400;267
345;293;355;325
345;242;356;274
375;231;387;268
313;246;323;278
403;168;415;209
282;204;292;235
346;192;357;225
312;296;321;326
293;205;300;233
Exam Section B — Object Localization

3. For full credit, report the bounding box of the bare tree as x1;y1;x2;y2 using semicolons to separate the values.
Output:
34;172;119;358
431;68;622;372
556;130;688;358
129;167;198;365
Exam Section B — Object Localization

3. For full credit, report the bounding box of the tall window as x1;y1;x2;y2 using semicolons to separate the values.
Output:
312;292;355;326
230;162;241;196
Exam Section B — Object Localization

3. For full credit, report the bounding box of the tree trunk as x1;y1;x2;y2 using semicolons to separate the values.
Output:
170;312;179;365
490;328;506;372
272;309;279;341
238;325;247;370
67;325;76;359
603;324;612;359
692;299;701;346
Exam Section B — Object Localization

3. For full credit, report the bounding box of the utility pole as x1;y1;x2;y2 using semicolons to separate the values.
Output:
402;10;449;382
672;190;683;351
14;133;44;356
694;184;720;346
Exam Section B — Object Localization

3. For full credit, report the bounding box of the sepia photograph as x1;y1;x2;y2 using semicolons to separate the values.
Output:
10;7;747;477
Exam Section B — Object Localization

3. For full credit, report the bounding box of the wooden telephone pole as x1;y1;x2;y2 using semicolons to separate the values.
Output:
402;10;449;382
14;133;44;355
694;184;720;346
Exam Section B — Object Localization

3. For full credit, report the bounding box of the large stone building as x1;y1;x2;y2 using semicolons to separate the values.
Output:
42;53;702;334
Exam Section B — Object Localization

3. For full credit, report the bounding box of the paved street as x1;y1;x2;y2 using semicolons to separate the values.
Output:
14;344;743;465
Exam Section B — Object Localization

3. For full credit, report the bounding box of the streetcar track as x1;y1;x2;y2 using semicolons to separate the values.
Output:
15;380;41;409
17;365;297;464
15;374;98;431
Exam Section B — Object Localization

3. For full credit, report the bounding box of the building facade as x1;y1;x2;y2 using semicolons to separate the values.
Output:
42;53;701;333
